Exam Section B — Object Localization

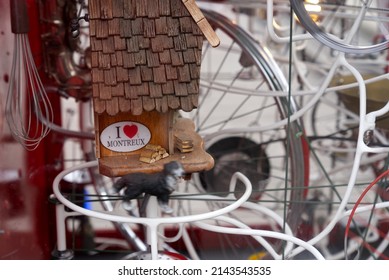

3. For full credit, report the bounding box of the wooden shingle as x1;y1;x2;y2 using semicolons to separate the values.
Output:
91;51;99;68
91;68;104;83
122;51;136;68
177;64;191;82
111;83;125;97
123;0;136;19
124;83;138;99
173;80;188;96
94;98;106;114
136;83;150;96
108;18;120;35
126;37;140;53
143;18;156;38
167;17;180;36
104;68;117;86
170;49;184;66
131;98;143;115
91;38;103;51
119;19;132;37
106;97;119;116
88;0;101;19
189;63;200;79
159;50;172;64
167;95;180;109
155;17;168;34
134;50;147;65
138;37;150;49
155;96;169;113
151;36;166;53
136;0;148;17
146;50;160;68
149;83;163;98
153;65;167;84
132;18;144;35
159;0;171;16
147;0;160;19
99;53;111;69
142;96;156;111
113;36;126;50
162;80;175;94
179;17;193;33
99;83;112;100
111;53;118;67
128;67;142;85
140;66;153;82
100;0;113;19
112;0;124;17
102;37;115;53
119;96;131;111
183;48;196;63
187;79;199;94
171;0;189;17
165;65;178;80
173;34;188;51
116;66;129;82
95;20;109;38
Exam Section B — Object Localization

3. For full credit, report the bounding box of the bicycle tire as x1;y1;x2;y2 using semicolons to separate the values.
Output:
290;0;389;54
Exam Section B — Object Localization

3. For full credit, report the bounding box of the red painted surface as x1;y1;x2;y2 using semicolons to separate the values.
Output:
0;0;63;259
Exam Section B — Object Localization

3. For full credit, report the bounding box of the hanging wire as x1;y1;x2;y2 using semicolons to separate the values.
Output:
6;0;53;150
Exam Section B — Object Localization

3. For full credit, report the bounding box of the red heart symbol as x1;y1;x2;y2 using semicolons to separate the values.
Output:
123;124;138;138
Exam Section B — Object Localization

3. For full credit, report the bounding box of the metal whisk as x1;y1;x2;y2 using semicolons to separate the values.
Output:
6;0;53;150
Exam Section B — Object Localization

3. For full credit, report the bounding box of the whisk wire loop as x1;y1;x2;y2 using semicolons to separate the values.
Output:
6;34;54;151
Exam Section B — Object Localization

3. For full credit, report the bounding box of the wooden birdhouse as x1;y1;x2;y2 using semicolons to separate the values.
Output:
88;0;219;177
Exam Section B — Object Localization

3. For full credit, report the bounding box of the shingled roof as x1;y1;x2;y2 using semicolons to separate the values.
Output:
88;0;204;116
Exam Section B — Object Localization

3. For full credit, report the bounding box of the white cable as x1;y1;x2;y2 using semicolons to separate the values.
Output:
53;163;254;259
239;200;294;255
181;226;201;260
158;223;185;243
194;218;325;260
173;193;295;251
266;0;313;43
288;56;369;258
53;164;253;225
212;215;280;259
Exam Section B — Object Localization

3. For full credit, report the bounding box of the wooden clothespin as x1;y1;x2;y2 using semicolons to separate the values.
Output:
181;0;220;47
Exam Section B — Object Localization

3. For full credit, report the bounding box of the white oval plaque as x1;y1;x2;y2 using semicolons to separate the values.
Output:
100;121;151;152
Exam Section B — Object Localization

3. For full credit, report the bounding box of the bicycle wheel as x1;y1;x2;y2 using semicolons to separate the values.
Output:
177;9;310;258
291;0;389;54
306;74;389;259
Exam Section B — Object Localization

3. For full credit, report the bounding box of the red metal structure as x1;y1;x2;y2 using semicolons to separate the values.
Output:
0;0;62;259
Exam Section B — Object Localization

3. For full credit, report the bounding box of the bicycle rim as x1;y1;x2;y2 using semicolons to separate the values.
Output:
291;0;389;54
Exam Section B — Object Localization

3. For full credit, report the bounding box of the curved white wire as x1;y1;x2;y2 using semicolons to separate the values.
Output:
211;215;281;259
266;0;313;43
194;218;325;260
53;160;257;259
53;161;253;225
288;52;389;257
172;194;296;258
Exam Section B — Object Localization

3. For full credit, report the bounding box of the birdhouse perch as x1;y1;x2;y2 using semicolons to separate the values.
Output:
88;0;218;177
